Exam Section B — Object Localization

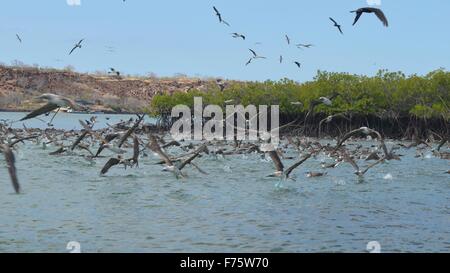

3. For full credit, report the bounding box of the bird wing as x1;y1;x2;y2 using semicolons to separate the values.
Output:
78;120;107;143
20;103;59;121
132;135;140;162
338;25;343;34
178;145;207;170
100;158;121;175
78;39;84;45
1;145;20;194
342;152;360;173
249;49;257;57
245;58;252;66
352;11;363;26
148;135;173;166
268;150;284;172
335;128;363;150
189;162;208;175
70;131;89;151
162;140;181;149
213;6;219;15
361;157;384;175
222;20;230;27
285;153;312;177
117;115;144;148
374;8;389;27
329;17;338;25
69;45;78;55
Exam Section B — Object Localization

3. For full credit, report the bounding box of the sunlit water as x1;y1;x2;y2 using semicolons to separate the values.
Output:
0;112;449;252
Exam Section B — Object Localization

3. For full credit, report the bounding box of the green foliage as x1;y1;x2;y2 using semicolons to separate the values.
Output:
148;70;450;120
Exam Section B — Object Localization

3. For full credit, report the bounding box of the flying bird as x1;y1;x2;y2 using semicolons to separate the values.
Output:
294;61;301;68
69;39;84;55
231;33;245;40
20;94;78;122
285;35;290;45
267;149;312;179
16;34;22;43
297;44;314;49
329;17;344;34
304;94;339;122
249;49;266;59
342;151;384;178
351;7;389;27
100;156;126;175
0;144;20;194
279;55;283;64
213;6;230;26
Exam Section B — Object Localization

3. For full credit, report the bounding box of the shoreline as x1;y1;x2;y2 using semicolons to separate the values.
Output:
0;108;139;115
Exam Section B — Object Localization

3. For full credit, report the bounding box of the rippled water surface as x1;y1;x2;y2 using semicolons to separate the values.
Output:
1;112;449;252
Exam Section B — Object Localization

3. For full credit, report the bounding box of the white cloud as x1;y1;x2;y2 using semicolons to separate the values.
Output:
367;0;382;5
67;0;81;6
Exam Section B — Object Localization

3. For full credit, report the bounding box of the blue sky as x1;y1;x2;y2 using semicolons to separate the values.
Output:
0;0;449;82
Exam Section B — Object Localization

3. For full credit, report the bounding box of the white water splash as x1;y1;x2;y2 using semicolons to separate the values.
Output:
383;173;393;180
223;165;232;172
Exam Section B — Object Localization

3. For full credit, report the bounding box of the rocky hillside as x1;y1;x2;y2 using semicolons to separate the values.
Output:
0;65;214;113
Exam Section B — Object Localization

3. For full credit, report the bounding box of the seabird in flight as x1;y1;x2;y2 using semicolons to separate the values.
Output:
351;7;389;27
20;94;78;124
69;39;84;55
329;17;343;34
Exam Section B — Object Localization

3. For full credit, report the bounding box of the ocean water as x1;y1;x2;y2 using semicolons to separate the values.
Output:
0;112;449;252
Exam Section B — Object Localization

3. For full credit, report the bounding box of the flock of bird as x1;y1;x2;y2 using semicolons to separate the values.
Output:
0;91;449;194
11;5;390;72
211;6;389;68
1;5;448;195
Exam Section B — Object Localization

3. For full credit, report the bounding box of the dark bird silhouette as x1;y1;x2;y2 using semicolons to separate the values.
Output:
117;115;145;148
249;49;266;59
100;156;124;175
94;133;120;157
127;135;140;168
294;61;301;68
0;144;20;194
213;6;230;26
296;43;314;49
231;33;245;40
285;35;290;45
329;17;343;34
279;55;283;64
351;7;389;27
16;34;22;43
69;39;84;55
245;58;252;66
